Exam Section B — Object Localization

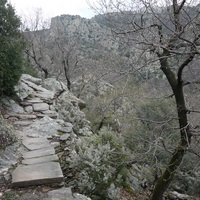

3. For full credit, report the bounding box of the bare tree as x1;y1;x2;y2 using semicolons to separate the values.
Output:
90;0;200;199
22;9;51;78
23;12;94;90
51;19;86;90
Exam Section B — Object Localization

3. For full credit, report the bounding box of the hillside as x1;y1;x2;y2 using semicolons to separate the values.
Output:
1;2;200;199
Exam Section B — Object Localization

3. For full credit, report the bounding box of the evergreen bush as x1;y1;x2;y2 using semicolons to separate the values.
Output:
0;0;26;96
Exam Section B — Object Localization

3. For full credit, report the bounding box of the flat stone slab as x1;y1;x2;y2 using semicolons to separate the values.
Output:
22;146;55;159
12;162;63;187
17;114;37;120
13;121;32;126
32;103;49;111
7;112;36;119
26;98;43;103
22;154;59;165
22;138;50;150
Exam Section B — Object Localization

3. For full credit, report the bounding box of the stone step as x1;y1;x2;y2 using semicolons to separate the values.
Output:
13;121;32;126
22;137;50;150
11;137;64;188
22;146;55;159
22;154;59;165
12;162;64;187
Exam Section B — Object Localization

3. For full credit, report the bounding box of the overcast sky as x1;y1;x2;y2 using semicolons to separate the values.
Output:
8;0;96;19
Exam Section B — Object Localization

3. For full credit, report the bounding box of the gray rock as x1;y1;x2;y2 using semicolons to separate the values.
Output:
7;113;36;119
35;90;54;102
18;114;37;120
64;122;73;127
59;126;73;133
21;74;42;85
45;188;91;200
37;113;58;119
33;103;49;112
22;79;46;92
20;79;55;102
74;193;92;200
12;162;63;187
60;134;70;141
22;138;50;150
24;106;33;113
26;98;44;104
51;142;60;148
22;146;55;159
1;98;24;113
42;110;59;118
168;191;191;200
47;188;74;200
13;121;32;126
15;81;34;100
22;154;59;165
42;78;68;96
49;105;56;111
22;116;62;137
18;192;47;200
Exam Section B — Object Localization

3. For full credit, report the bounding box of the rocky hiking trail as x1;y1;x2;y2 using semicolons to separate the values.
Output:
0;74;91;200
12;137;63;187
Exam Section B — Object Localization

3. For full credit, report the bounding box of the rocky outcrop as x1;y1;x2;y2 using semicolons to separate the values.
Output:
9;74;90;136
0;74;92;199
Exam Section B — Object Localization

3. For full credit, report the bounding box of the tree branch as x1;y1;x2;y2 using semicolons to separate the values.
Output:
177;54;195;85
183;80;200;86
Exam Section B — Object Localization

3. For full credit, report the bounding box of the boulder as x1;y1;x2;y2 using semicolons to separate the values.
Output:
15;81;34;100
15;77;55;103
42;78;68;96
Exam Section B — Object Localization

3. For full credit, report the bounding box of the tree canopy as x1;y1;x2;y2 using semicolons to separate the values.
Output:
0;0;25;96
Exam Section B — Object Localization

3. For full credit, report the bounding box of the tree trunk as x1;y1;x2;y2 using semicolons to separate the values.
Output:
152;88;190;199
152;56;191;199
63;64;71;90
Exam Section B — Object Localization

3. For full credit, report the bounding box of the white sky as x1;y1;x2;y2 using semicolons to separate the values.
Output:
8;0;96;19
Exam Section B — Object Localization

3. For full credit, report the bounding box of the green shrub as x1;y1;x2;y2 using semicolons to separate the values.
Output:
0;0;26;96
0;114;16;149
70;127;130;200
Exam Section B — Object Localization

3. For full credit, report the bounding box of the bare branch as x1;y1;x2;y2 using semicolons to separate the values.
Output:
177;54;195;85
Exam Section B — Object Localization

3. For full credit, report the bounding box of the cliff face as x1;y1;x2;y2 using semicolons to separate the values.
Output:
24;14;121;82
